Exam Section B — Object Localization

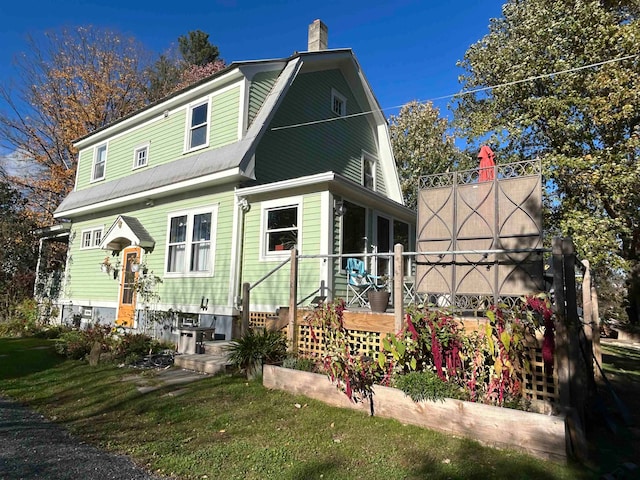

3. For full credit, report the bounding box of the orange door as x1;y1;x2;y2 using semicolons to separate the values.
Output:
116;246;141;327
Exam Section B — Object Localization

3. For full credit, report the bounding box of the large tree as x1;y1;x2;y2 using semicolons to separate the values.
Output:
146;30;225;102
454;0;640;324
389;101;467;210
0;26;150;223
0;180;38;315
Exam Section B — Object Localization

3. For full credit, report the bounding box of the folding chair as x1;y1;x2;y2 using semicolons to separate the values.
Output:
345;258;377;307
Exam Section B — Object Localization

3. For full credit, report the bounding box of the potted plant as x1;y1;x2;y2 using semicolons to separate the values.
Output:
368;275;390;313
274;232;297;251
100;256;112;274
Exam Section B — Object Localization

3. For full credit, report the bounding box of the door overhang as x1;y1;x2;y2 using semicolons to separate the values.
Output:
100;215;155;253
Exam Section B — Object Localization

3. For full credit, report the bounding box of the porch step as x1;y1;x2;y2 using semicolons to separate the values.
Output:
174;353;232;375
202;340;234;355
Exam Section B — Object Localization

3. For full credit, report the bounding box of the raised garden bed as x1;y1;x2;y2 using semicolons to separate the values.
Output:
263;364;567;463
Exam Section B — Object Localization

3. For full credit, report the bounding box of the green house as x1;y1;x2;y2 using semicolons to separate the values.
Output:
51;22;415;340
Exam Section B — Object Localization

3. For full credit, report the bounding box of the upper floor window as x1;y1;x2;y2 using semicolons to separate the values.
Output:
261;197;302;259
133;144;149;169
92;144;107;182
331;88;346;117
362;152;376;190
80;227;103;249
165;207;217;276
187;100;209;151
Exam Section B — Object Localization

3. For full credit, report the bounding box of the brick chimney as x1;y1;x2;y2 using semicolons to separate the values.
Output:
308;19;328;51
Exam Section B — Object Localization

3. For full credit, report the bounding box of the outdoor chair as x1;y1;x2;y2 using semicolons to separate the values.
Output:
345;257;379;308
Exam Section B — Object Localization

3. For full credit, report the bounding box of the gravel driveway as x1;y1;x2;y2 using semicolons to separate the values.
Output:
0;397;165;480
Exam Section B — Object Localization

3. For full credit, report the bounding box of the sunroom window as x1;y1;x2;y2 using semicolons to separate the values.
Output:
262;199;301;258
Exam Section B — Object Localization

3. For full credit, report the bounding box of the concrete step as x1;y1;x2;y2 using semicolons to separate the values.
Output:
202;340;234;355
174;353;232;375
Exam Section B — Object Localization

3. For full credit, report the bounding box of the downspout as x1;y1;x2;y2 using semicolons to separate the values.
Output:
229;193;250;311
34;237;44;298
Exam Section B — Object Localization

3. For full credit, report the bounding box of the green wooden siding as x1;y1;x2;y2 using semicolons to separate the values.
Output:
63;188;235;308
241;192;322;307
211;87;240;148
248;70;280;126
75;85;241;191
255;69;384;192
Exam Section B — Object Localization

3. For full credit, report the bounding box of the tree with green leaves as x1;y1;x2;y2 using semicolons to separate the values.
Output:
146;30;225;102
178;30;220;66
389;101;468;210
0;180;38;315
454;0;640;324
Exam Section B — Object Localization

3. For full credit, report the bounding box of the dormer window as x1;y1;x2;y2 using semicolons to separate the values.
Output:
331;88;346;117
92;144;107;182
133;144;149;169
362;152;376;190
187;100;209;151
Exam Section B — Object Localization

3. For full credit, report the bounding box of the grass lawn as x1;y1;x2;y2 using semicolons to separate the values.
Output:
0;337;590;480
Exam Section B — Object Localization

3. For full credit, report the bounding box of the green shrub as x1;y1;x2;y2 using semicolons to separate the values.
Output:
33;324;71;339
282;355;318;372
112;332;154;361
226;329;288;374
394;370;465;403
55;330;92;359
54;325;113;360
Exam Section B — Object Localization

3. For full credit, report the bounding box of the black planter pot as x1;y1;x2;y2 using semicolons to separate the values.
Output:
368;290;390;313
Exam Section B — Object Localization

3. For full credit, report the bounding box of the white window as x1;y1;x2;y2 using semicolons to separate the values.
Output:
362;152;377;190
165;207;217;276
92;144;107;181
331;88;346;117
82;231;92;248
80;227;104;250
133;144;149;169
186;100;209;151
261;197;302;259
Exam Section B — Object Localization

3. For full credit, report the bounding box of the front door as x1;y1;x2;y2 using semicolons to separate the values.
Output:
116;246;141;327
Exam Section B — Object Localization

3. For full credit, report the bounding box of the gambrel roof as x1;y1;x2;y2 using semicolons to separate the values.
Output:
54;49;401;218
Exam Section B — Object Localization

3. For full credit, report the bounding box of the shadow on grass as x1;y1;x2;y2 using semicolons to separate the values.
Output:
0;338;64;380
408;437;585;480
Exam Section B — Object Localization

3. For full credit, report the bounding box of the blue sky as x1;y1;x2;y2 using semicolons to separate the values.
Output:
0;0;504;121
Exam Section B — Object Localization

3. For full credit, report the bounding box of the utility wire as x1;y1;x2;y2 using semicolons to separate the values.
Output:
270;53;639;132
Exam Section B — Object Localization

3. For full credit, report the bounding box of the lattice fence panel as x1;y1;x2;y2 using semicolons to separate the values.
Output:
296;324;383;358
523;340;558;413
249;311;271;330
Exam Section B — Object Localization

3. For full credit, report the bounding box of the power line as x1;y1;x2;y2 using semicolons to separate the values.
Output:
270;53;639;132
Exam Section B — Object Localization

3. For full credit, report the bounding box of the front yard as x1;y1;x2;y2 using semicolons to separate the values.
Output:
0;337;587;480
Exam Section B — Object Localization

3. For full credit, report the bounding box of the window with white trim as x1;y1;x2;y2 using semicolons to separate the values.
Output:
92;144;107;181
261;197;302;258
362;153;376;190
187;100;209;151
133;144;148;169
331;88;346;117
165;207;217;275
80;227;104;250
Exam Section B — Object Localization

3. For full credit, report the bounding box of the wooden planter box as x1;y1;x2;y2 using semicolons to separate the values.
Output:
263;365;567;463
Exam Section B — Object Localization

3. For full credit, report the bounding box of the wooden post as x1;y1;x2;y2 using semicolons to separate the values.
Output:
394;243;404;333
552;238;570;410
288;248;298;352
591;284;603;380
581;260;595;384
562;238;583;417
241;282;250;336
